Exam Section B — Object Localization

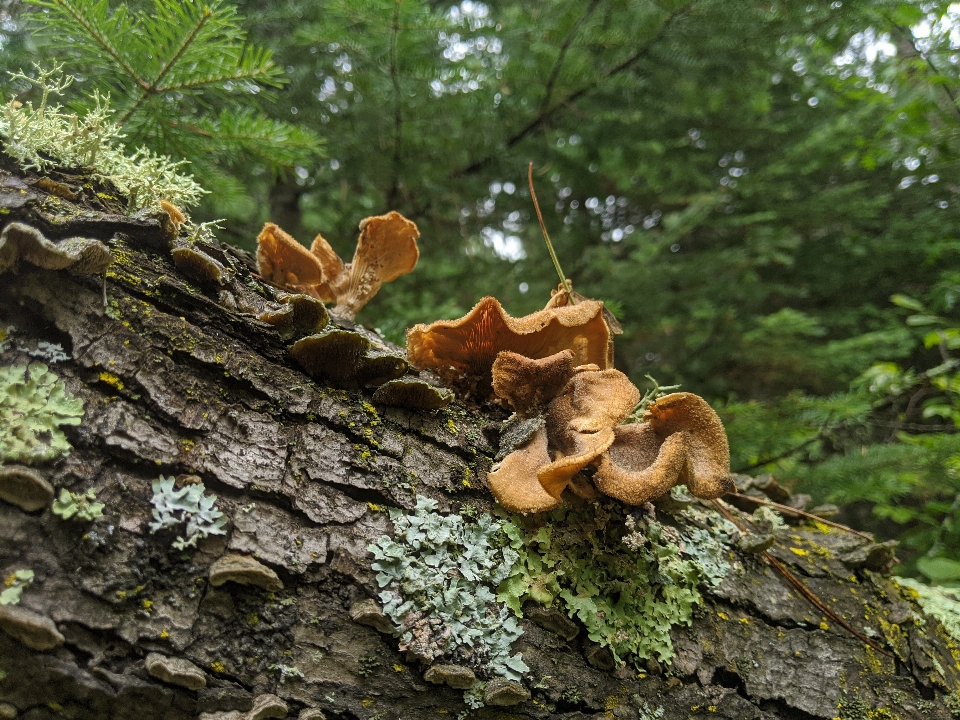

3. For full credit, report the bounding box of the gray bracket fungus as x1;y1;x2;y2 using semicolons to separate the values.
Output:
199;694;288;720
423;663;477;690
0;604;64;651
0;222;113;275
523;605;579;641
171;246;235;288
208;553;283;592
0;465;54;512
297;711;326;720
371;377;454;410
483;677;531;706
144;652;207;690
348;598;394;634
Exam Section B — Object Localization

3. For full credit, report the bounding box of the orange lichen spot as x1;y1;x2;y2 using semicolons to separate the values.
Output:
406;296;613;398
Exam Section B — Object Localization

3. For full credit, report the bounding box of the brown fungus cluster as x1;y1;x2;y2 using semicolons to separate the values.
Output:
404;290;731;512
487;349;733;513
257;211;419;321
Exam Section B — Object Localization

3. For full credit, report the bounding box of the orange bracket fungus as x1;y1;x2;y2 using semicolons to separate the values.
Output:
487;351;640;513
256;211;420;321
406;296;614;399
486;348;733;513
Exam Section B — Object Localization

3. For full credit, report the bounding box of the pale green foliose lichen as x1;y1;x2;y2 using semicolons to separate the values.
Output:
0;363;84;465
0;569;34;605
149;476;227;550
52;488;104;521
368;496;528;681
894;576;960;643
498;500;734;668
1;64;205;210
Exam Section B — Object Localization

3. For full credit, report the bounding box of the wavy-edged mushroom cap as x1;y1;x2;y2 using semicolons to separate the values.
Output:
593;424;689;505
256;223;324;296
487;427;561;514
643;392;733;499
406;296;613;397
314;211;420;321
491;350;575;417
548;367;640;434
537;426;614;500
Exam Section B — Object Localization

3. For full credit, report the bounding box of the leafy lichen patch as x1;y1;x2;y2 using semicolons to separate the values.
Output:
368;496;527;681
0;362;84;465
499;500;734;667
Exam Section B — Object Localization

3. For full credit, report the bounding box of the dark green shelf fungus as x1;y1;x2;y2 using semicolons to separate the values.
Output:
372;377;454;410
289;328;407;388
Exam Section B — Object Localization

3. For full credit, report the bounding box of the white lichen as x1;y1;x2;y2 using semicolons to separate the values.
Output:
0;64;206;211
149;476;227;550
368;496;528;681
894;576;960;643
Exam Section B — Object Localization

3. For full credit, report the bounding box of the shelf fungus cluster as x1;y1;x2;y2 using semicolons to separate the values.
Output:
489;350;733;513
256;211;420;321
406;290;733;513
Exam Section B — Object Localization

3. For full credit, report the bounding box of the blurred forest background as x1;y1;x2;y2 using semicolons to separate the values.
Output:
2;0;960;583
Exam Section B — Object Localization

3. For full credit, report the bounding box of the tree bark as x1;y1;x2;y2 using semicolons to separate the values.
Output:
2;157;960;720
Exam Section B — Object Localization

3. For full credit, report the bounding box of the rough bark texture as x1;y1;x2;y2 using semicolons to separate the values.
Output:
2;158;960;720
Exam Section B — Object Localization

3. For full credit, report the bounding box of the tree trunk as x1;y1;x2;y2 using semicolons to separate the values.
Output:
2;158;960;720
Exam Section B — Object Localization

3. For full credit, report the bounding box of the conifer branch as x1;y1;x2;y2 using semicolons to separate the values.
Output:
157;67;280;92
387;0;403;207
118;6;213;124
538;0;602;116
48;0;148;91
454;2;695;178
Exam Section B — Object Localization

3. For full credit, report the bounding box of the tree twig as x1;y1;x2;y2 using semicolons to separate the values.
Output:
711;499;894;659
538;0;603;117
453;4;694;178
528;163;573;299
725;492;874;541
